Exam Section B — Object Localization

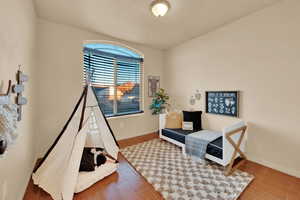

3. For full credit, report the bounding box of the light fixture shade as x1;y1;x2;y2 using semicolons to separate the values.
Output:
150;0;171;17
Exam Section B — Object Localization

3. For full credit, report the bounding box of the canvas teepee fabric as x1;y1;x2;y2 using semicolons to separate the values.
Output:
32;85;119;200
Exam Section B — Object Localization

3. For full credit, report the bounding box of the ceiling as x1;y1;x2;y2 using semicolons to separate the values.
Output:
34;0;280;49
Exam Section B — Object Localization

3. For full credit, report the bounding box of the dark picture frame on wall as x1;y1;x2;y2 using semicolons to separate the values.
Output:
148;76;160;97
205;91;239;117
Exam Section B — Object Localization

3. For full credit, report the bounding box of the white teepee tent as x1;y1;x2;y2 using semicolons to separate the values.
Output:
32;85;119;200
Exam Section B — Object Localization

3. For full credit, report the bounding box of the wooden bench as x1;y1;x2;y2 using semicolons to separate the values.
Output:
159;114;248;175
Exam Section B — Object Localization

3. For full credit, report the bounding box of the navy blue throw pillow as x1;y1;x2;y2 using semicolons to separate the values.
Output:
182;111;202;131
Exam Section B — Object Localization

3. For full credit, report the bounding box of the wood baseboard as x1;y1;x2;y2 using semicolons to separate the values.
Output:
118;131;159;148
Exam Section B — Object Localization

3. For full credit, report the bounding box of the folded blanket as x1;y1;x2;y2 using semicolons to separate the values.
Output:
185;130;222;160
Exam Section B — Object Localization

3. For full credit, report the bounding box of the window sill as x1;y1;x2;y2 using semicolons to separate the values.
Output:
106;111;144;120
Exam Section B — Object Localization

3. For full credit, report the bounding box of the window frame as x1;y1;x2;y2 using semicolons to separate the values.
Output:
83;41;144;118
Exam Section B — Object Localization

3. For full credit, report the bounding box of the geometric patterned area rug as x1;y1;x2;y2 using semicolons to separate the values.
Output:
121;139;254;200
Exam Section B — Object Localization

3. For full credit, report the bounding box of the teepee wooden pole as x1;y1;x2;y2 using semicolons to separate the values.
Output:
78;85;88;131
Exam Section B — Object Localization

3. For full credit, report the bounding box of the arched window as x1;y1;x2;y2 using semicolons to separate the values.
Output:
83;43;144;117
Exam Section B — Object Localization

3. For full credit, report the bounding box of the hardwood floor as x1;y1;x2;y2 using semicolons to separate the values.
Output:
24;133;300;200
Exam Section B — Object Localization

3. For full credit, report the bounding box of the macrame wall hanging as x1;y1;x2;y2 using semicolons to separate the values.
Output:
0;65;29;156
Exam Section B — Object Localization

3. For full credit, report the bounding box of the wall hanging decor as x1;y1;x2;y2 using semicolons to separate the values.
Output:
0;80;11;104
189;95;196;105
205;91;239;117
195;89;201;100
0;65;29;156
189;90;201;106
0;80;13;156
13;65;29;121
148;75;160;97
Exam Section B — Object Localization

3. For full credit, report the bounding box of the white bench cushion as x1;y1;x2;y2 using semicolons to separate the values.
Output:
75;162;118;193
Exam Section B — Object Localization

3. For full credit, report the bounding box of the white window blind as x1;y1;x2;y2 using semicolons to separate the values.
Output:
83;45;143;117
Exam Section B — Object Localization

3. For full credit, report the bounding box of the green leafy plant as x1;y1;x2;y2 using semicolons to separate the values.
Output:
149;88;169;115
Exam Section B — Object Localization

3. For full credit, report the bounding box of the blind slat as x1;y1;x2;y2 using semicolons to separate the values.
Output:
84;47;143;116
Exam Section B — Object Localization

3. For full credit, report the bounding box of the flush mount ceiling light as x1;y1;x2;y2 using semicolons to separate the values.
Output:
150;0;171;17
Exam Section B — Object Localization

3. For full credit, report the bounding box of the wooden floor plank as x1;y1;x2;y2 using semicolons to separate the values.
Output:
23;133;300;200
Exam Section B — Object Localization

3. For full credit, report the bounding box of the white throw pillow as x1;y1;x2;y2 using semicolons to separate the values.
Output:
182;121;193;130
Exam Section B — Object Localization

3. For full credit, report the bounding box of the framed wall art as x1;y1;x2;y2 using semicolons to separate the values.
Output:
205;91;239;117
148;76;160;97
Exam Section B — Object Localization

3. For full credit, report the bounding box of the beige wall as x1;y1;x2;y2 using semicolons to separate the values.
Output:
1;1;299;199
36;19;164;157
165;0;300;177
0;0;37;199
